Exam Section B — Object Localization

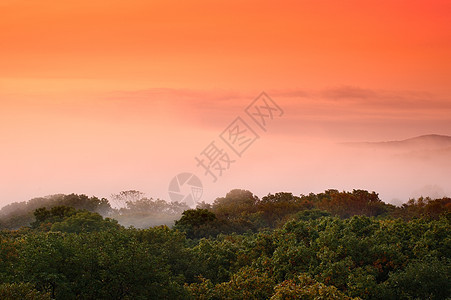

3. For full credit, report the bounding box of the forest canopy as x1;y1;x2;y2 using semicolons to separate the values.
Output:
0;189;449;299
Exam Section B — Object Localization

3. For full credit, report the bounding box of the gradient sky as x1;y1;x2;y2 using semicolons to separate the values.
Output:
1;0;451;206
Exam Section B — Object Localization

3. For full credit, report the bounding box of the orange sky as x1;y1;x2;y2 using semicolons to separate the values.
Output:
1;0;451;206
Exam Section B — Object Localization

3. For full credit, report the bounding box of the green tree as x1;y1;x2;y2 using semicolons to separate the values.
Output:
31;206;76;230
383;258;450;300
271;274;357;300
50;211;120;233
0;282;51;300
212;189;259;219
187;266;274;299
174;209;217;239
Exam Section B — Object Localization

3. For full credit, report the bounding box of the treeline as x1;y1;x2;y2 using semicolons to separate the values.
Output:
0;192;189;230
1;189;449;232
0;194;111;230
0;189;450;299
175;189;450;239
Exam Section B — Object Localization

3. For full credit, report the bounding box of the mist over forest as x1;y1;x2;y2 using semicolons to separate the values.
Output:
1;135;450;300
2;134;450;231
1;185;450;231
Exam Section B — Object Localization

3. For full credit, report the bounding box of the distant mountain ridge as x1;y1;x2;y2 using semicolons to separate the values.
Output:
344;134;451;149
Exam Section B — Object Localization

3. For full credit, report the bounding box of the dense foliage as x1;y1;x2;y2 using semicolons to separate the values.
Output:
0;189;449;299
0;194;111;230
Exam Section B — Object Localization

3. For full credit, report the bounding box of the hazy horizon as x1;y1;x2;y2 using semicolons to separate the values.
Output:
1;0;451;208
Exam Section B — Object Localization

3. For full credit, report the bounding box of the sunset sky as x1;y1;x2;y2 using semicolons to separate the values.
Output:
1;0;451;206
